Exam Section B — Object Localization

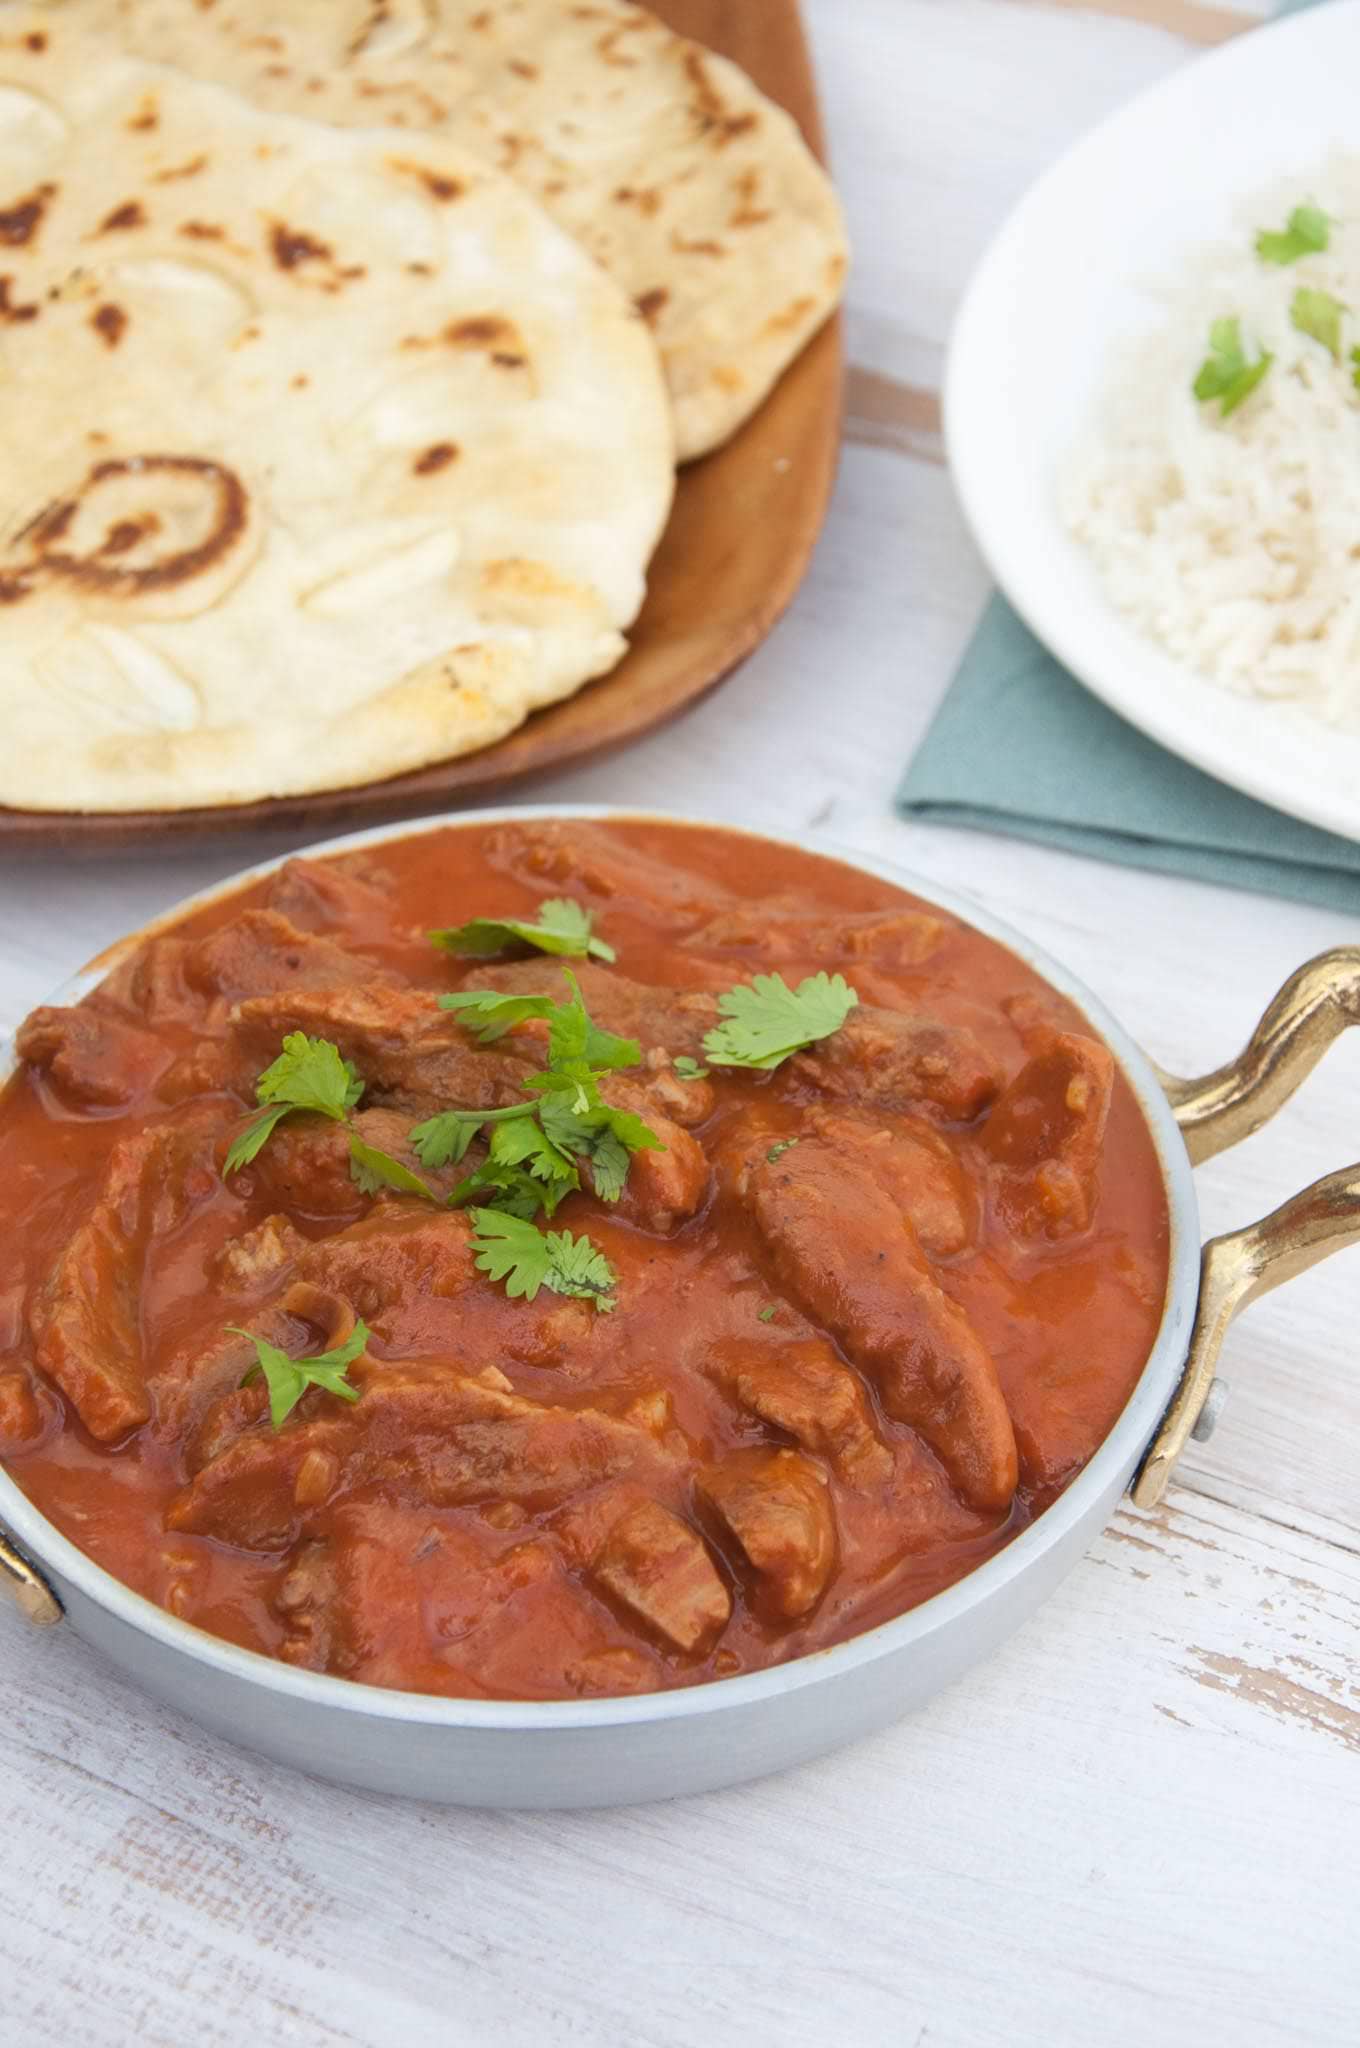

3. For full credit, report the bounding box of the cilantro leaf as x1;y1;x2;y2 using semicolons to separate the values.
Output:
429;896;615;963
544;970;639;1078
223;1032;365;1176
703;971;859;1071
469;1211;617;1310
408;1102;535;1169
449;1121;578;1218
672;1055;708;1080
232;1319;367;1430
484;1114;579;1187
443;971;637;1073
537;1098;664;1204
223;1102;293;1175
1255;202;1331;266
577;1125;631;1203
597;1105;664;1157
453;1159;560;1219
347;1134;438;1201
537;1105;632;1203
542;1227;618;1311
435;970;655;1235
256;1031;363;1120
468;1209;553;1297
1192;317;1273;417
408;1109;484;1169
757;1305;777;1323
439;989;557;1044
766;1138;800;1164
1291;285;1347;361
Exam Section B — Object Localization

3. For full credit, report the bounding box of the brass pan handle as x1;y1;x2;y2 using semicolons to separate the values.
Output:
1136;946;1360;1507
0;1526;61;1627
1151;945;1360;1164
1133;1164;1360;1507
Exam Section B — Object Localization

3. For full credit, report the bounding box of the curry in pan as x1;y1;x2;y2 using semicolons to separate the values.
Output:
0;820;1169;1699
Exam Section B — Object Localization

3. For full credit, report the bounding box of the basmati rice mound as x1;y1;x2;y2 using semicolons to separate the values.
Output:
1062;165;1360;726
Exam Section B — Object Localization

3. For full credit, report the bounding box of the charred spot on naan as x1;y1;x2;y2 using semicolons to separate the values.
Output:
1;456;256;612
0;180;55;246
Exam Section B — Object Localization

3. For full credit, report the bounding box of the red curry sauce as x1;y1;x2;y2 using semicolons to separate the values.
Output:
0;818;1169;1699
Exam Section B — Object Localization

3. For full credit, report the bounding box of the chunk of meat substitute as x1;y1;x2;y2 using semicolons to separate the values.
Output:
30;1116;219;1441
229;984;534;1114
807;1107;974;1258
707;1336;891;1486
167;1363;677;1550
484;820;727;928
699;1448;837;1619
17;1004;171;1110
982;1033;1113;1238
185;909;401;1001
157;1283;358;1453
686;904;947;970
265;857;400;938
96;935;198;1027
636;1049;715;1128
275;1503;641;1697
233;1107;464;1221
594;1077;710;1232
590;1496;731;1653
469;960;717;1058
793;1006;999;1124
294;1209;476;1321
728;1138;1017;1513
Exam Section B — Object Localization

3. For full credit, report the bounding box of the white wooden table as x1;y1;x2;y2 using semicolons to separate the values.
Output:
2;4;1356;2042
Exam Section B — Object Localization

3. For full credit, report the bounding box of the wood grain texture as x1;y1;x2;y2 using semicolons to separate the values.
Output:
0;0;843;848
1;4;1357;2043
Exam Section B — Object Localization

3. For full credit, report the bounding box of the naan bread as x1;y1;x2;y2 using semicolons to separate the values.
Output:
0;14;673;811
42;0;848;459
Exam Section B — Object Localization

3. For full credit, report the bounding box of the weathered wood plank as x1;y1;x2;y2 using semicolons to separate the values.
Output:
1;1488;1355;2048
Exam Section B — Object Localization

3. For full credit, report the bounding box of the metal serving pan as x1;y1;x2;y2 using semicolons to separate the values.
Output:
2;807;1356;1808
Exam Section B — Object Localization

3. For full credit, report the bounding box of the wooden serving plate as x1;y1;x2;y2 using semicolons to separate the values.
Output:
1;0;842;849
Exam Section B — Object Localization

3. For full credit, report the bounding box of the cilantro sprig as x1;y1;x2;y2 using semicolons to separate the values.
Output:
441;979;638;1081
1255;202;1331;267
415;970;662;1219
439;1112;580;1219
1192;317;1273;418
469;1210;618;1312
429;896;615;963
232;1318;368;1430
223;975;659;1314
223;1032;362;1172
1291;285;1347;361
702;971;859;1072
223;1030;436;1198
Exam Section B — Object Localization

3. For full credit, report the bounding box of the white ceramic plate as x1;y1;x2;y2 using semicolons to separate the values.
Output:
945;0;1360;844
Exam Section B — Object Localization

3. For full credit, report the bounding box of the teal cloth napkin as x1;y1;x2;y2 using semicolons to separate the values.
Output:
898;0;1359;913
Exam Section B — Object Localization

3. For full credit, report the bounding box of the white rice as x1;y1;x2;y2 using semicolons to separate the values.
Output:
1062;161;1360;726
